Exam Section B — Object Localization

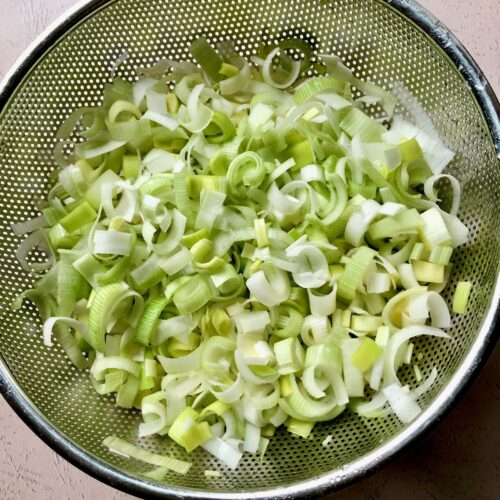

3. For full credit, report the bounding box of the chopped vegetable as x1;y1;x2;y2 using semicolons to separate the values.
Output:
453;281;472;314
204;470;221;478
12;37;469;473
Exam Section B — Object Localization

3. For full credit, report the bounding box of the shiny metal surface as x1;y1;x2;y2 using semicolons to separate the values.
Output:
0;0;498;498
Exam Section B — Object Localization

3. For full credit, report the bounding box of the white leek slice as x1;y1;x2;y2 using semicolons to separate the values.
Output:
366;272;391;294
235;349;277;384
419;207;452;248
267;182;304;215
103;436;191;474
262;48;301;89
408;291;451;328
382;117;454;174
382;383;421;423
210;374;244;404
351;391;389;418
383;326;450;386
143;149;184;173
157;247;192;275
139;400;168;437
286;244;329;289
243;423;260;453
93;230;132;256
152;209;187;256
43;317;89;348
201;438;243;470
195;191;226;232
341;339;364;397
391;82;439;137
220;62;252;95
301;315;330;346
345;200;380;247
246;268;290;307
234;311;271;335
249;103;274;133
101;181;137;222
307;285;337;316
441;210;469;248
413;367;438;399
133;77;157;106
157;344;203;373
142;110;179;131
83;140;126;159
369;355;384;391
423;174;461;217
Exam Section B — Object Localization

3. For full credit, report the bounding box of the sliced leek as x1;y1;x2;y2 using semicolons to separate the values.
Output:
13;37;470;473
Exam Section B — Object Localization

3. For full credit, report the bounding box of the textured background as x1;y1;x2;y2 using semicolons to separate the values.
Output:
0;0;498;499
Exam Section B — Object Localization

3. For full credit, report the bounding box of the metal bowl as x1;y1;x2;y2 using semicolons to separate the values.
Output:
0;0;498;498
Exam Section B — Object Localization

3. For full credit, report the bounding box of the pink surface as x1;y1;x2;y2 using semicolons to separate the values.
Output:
0;1;499;499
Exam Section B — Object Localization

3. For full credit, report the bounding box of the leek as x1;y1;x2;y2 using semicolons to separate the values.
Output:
12;36;471;474
453;281;472;314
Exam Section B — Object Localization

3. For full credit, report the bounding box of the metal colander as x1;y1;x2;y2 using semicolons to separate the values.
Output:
0;0;499;498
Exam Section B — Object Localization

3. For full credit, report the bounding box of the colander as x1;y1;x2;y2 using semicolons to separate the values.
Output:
0;0;499;498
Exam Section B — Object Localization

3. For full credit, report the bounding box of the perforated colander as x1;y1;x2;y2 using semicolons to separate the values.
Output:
0;0;499;498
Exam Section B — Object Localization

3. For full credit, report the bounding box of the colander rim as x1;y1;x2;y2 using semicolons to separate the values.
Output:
0;0;499;498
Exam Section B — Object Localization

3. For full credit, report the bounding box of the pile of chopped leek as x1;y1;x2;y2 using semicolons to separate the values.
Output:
12;37;473;475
